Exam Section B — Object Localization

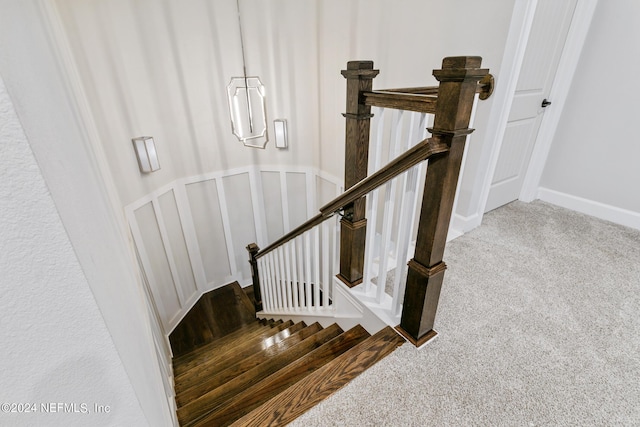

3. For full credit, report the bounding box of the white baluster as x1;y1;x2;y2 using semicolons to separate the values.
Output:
304;232;312;309
267;254;276;311
376;184;395;304
273;249;282;309
410;114;431;241
257;257;267;311
333;216;339;282
296;235;305;308
283;243;293;309
363;186;379;296
375;110;403;304
290;238;299;309
259;255;267;311
369;107;384;175
363;108;387;294
266;253;276;310
314;226;320;309
253;257;269;310
321;221;330;308
388;113;423;314
277;246;287;309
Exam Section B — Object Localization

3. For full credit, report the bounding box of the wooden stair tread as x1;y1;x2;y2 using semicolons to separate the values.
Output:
191;324;371;427
170;282;256;357
173;320;269;366
174;320;291;378
229;326;405;427
177;323;344;426
175;321;315;402
175;320;304;393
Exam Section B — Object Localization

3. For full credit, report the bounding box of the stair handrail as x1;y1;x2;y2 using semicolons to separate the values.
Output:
369;73;495;98
360;74;494;114
252;137;448;260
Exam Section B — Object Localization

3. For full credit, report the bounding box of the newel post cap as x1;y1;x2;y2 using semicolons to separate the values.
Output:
342;60;380;79
434;56;488;82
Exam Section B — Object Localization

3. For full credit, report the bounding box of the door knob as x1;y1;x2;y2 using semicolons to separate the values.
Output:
541;99;552;108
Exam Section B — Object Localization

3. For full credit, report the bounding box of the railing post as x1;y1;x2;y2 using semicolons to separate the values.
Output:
338;61;379;287
397;57;488;346
246;243;263;312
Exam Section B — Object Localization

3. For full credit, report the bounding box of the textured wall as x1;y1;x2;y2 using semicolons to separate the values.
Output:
0;76;148;426
0;1;174;424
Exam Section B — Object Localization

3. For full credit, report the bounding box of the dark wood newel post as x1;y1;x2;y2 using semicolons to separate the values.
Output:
246;243;262;312
337;61;380;287
397;57;489;346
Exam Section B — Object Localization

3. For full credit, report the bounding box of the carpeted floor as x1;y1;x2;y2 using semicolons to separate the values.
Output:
289;201;640;426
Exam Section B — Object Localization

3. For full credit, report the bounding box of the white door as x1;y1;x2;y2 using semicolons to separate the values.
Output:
485;0;577;212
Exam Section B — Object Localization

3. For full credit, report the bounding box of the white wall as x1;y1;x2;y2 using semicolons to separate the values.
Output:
54;0;515;212
0;1;174;425
539;0;640;229
0;75;148;426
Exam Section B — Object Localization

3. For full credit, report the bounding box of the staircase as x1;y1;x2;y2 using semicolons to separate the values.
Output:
171;282;405;426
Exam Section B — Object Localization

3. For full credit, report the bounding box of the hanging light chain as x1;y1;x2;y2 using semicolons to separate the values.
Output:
236;0;253;133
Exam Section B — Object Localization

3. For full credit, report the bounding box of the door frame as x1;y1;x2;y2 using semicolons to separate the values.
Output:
459;0;598;231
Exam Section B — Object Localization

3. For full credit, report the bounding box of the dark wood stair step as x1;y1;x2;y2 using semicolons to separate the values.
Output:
229;326;405;427
175;321;311;398
170;282;256;357
191;324;371;427
177;323;344;426
174;320;291;378
173;319;276;367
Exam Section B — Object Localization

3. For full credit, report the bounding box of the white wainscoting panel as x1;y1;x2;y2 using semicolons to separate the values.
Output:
316;174;341;208
158;190;197;304
132;202;182;328
286;172;308;229
184;179;234;287
261;171;285;242
126;166;341;334
222;173;257;281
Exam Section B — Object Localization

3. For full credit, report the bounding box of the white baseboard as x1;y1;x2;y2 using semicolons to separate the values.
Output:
446;227;464;242
537;187;640;231
448;212;482;241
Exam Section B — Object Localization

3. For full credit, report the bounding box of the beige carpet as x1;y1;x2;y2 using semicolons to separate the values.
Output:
289;201;640;426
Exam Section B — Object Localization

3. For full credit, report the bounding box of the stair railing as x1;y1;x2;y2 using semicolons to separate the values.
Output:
357;108;432;325
248;56;493;346
247;137;449;313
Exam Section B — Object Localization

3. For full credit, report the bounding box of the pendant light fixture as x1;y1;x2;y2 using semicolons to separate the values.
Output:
227;0;268;148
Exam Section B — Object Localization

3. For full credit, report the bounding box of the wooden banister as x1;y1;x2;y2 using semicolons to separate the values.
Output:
253;137;448;260
320;138;448;215
363;73;494;113
363;91;437;114
254;213;325;259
